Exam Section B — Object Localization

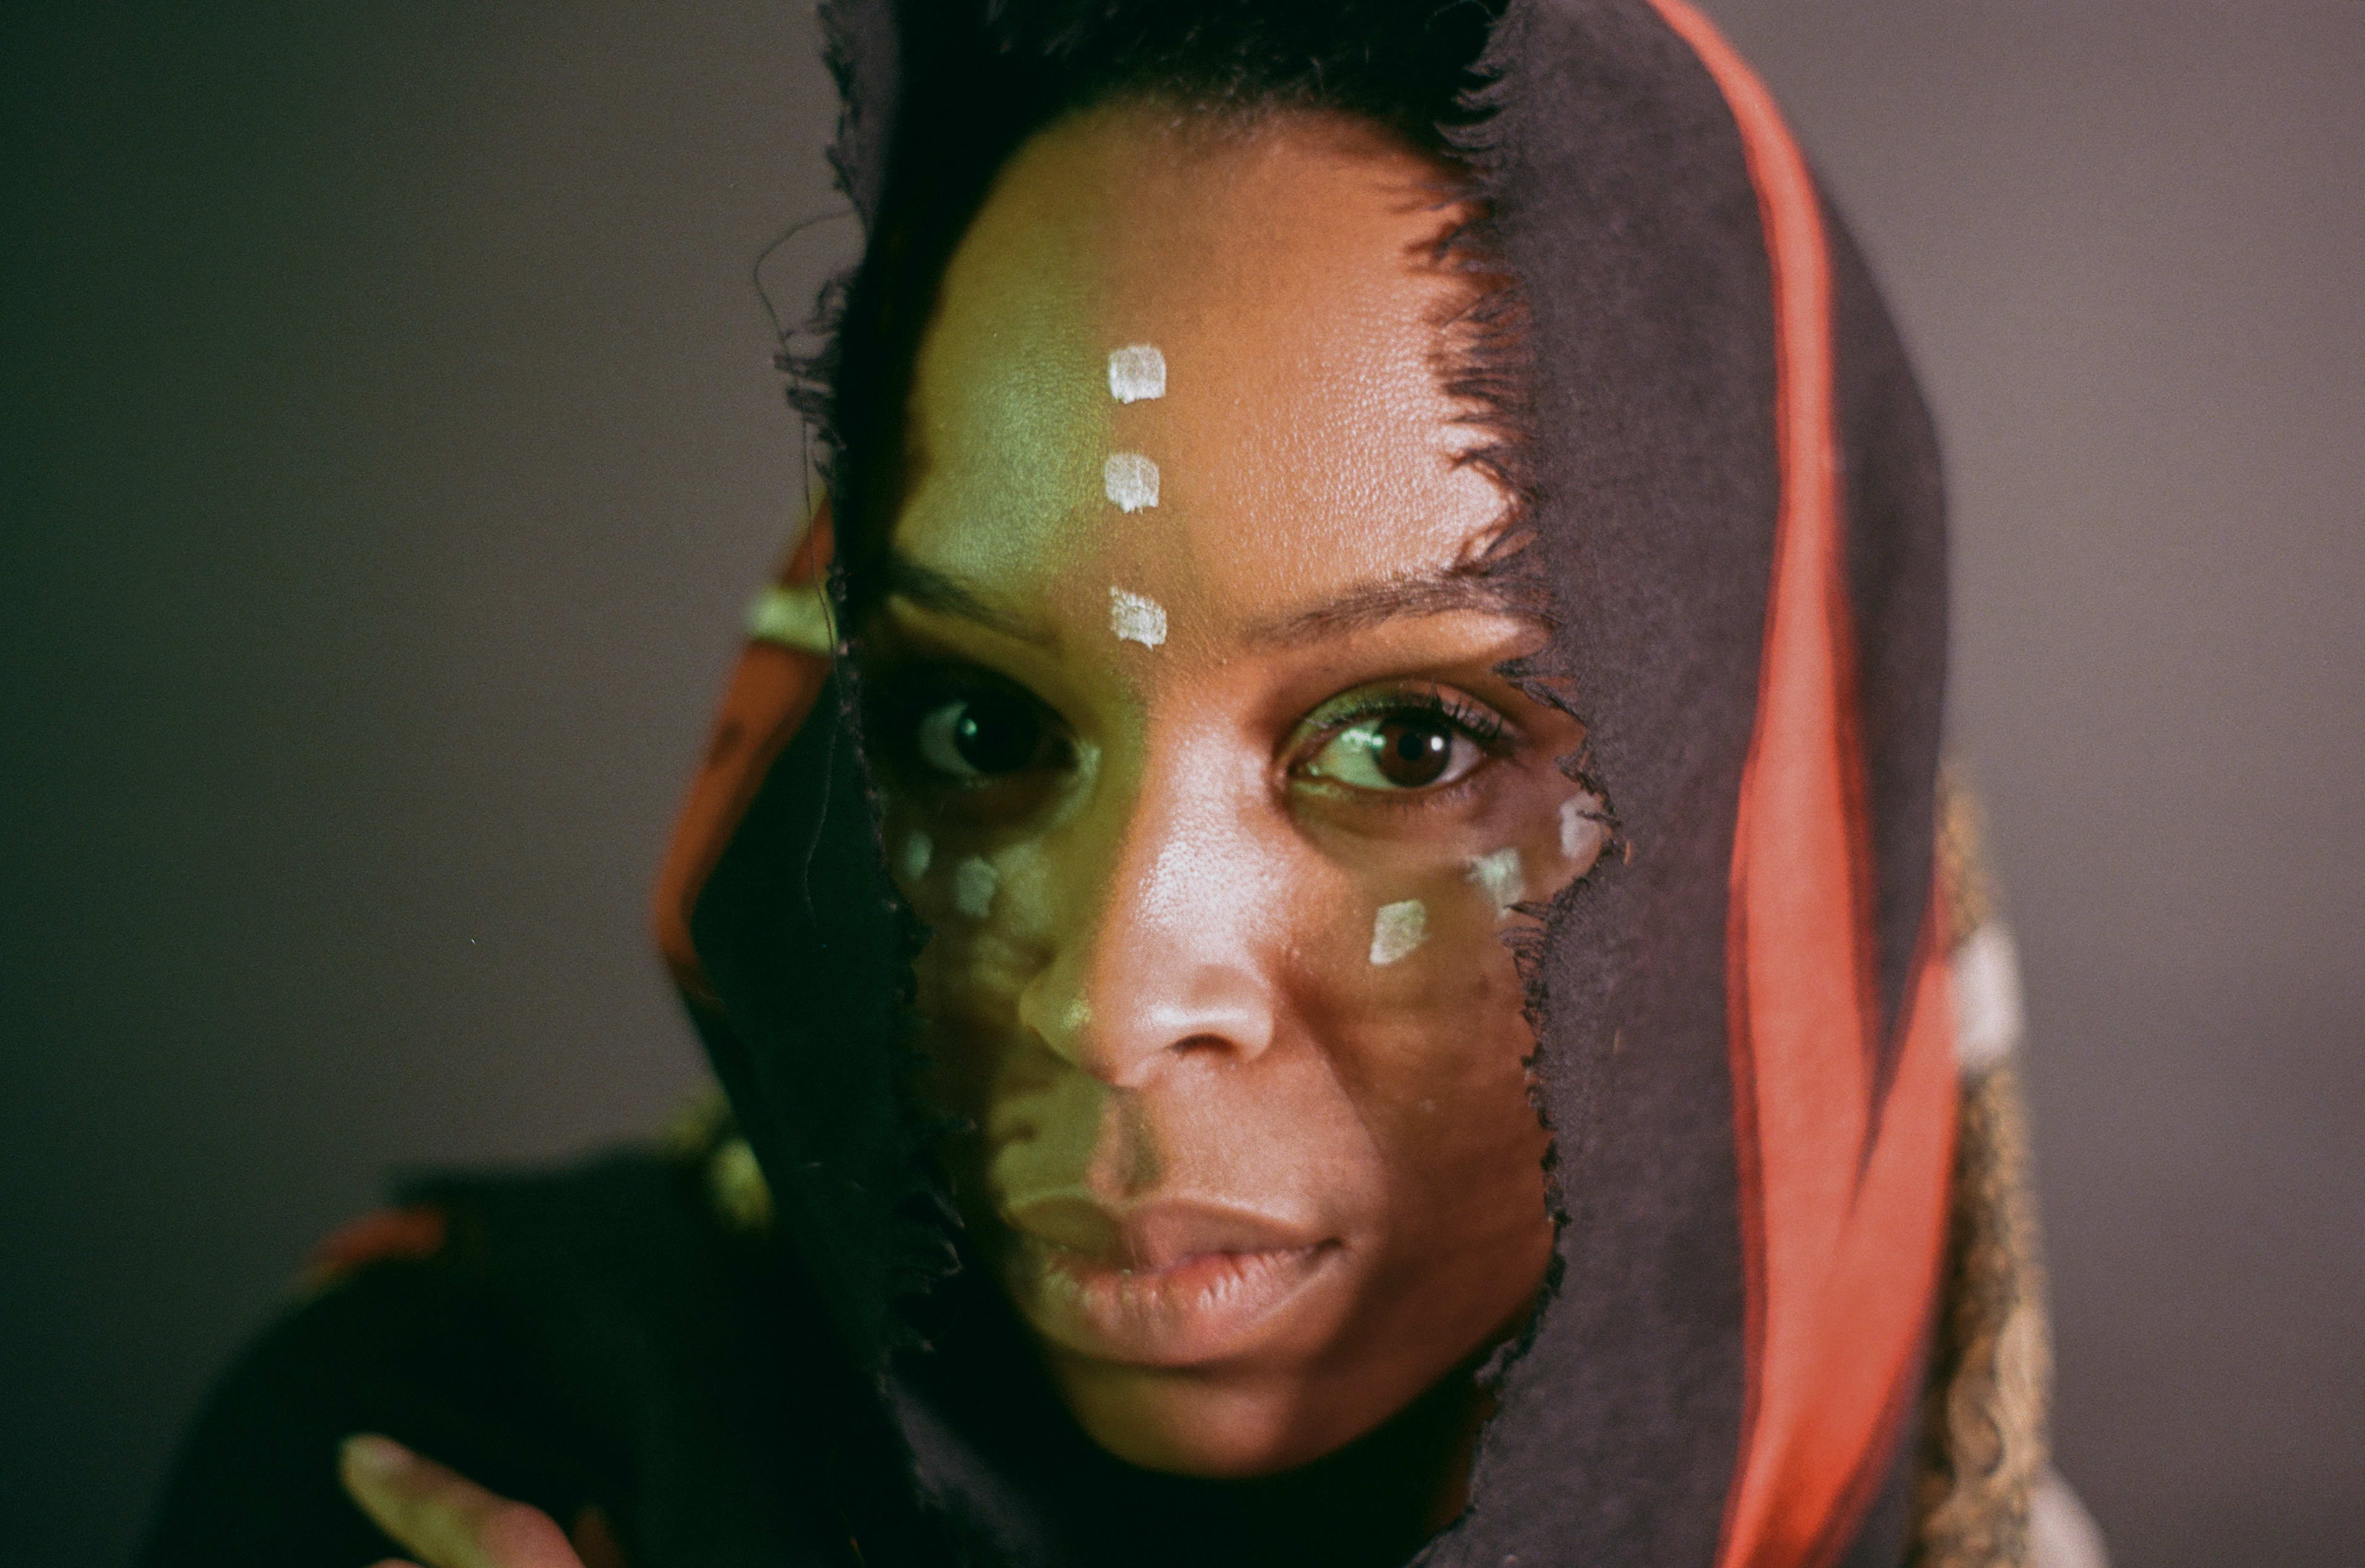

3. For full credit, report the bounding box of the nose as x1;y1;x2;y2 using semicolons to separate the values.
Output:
1016;738;1282;1088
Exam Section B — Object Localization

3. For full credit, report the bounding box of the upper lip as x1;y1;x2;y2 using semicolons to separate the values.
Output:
998;1194;1330;1273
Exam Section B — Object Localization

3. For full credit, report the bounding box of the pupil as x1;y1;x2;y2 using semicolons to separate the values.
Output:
952;695;1040;775
1377;722;1452;788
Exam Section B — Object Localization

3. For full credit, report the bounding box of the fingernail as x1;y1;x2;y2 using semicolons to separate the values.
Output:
341;1433;412;1480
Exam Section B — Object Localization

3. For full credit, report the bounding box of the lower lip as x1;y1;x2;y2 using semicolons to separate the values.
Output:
1009;1238;1341;1367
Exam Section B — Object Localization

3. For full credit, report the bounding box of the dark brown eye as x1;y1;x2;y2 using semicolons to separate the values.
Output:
1301;709;1486;793
915;690;1053;779
1371;719;1455;787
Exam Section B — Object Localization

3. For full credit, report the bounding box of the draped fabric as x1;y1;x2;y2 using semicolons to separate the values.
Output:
653;2;1958;1563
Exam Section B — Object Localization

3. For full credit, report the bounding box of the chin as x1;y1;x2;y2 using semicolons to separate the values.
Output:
1048;1354;1385;1477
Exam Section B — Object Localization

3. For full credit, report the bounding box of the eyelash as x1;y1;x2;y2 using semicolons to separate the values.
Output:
1289;685;1513;794
1312;686;1505;749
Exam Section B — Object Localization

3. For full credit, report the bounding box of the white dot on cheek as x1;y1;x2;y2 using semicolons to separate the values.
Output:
1108;587;1167;648
1369;900;1428;966
899;830;932;883
1559;796;1608;862
1102;452;1160;512
1467;847;1524;918
952;856;999;920
1106;343;1166;403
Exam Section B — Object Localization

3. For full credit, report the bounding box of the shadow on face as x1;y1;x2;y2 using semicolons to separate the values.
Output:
856;101;1604;1477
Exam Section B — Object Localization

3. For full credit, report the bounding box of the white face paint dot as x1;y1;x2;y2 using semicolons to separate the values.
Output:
1109;587;1167;648
1369;899;1428;966
899;830;933;884
1107;343;1166;403
1102;451;1160;512
1468;847;1524;917
952;856;999;920
1559;794;1607;862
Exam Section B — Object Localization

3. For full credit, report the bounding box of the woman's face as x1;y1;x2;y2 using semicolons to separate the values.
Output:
863;105;1601;1476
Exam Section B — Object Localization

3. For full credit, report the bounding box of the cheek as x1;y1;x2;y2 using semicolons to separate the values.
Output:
1281;855;1546;1188
886;814;1056;1094
1285;781;1587;1109
891;775;1582;1171
1272;810;1578;1331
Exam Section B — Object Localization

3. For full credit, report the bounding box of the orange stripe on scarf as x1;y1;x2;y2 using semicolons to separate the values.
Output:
654;506;837;1004
1641;4;1960;1564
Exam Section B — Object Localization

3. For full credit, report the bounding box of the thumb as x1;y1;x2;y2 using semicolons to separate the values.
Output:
339;1434;585;1568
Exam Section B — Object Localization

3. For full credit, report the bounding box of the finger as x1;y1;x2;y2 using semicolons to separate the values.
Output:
339;1434;584;1568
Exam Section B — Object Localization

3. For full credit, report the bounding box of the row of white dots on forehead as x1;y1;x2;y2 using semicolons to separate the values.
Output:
1105;344;1170;647
1104;345;1164;514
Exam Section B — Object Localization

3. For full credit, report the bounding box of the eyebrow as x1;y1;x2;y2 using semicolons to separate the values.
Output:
1243;564;1533;647
883;554;1058;647
883;552;1536;648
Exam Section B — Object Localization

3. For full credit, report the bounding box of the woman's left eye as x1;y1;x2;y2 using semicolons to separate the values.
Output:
1299;709;1490;792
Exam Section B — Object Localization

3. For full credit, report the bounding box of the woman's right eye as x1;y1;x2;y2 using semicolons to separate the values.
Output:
913;690;1059;781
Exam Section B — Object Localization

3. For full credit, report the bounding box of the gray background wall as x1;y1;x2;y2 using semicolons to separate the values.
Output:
4;4;2358;1564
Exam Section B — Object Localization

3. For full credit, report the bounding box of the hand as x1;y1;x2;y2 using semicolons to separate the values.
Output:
339;1434;626;1568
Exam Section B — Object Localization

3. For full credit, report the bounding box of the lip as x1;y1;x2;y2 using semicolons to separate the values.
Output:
998;1197;1344;1367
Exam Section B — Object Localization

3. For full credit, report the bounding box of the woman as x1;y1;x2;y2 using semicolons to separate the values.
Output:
143;1;2087;1565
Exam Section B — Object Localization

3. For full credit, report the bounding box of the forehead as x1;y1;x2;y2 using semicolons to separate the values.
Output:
894;104;1509;636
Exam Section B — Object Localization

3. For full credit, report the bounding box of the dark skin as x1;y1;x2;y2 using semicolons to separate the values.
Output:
341;103;1599;1568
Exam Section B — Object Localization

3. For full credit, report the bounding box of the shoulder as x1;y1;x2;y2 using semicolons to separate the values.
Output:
142;1134;843;1567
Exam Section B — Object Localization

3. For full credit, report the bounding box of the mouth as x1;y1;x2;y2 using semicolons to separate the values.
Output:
997;1198;1344;1367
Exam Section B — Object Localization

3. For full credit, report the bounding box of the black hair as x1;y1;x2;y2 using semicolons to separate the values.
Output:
792;0;1528;616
